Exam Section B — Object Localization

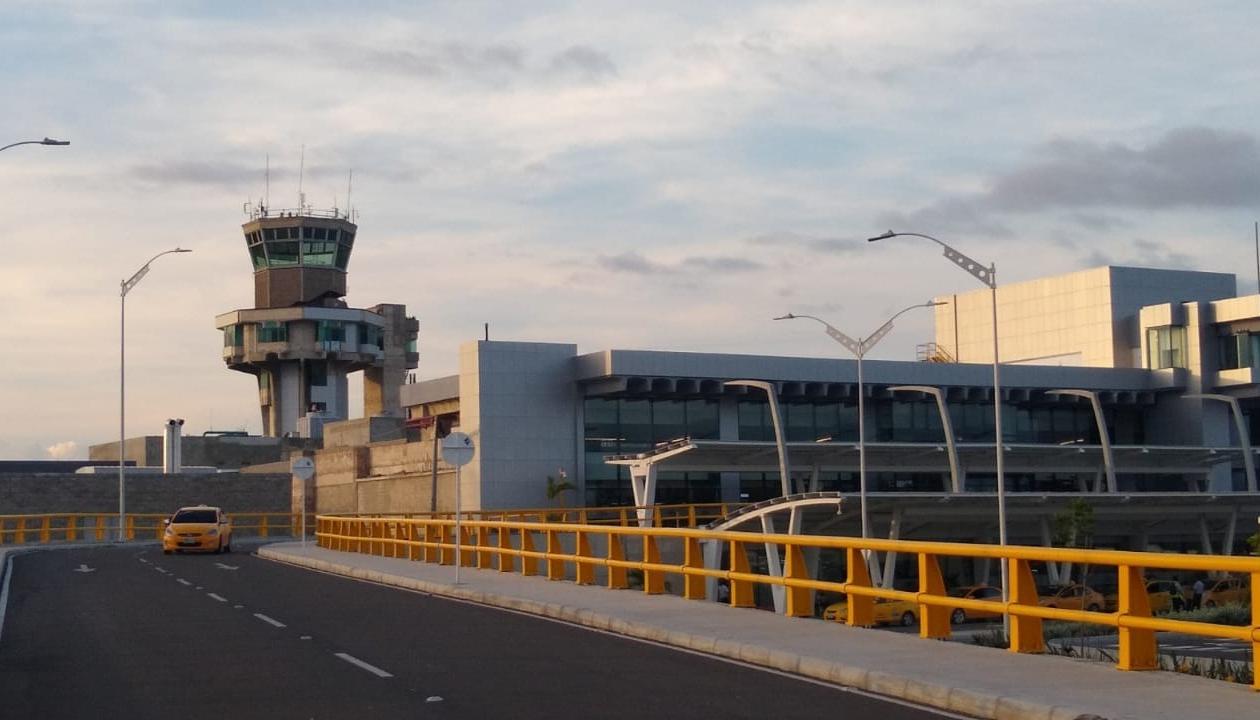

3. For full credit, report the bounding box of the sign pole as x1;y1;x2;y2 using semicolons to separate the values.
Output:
454;464;462;585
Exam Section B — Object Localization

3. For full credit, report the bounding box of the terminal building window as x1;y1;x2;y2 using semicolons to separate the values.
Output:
1146;325;1187;369
316;321;346;343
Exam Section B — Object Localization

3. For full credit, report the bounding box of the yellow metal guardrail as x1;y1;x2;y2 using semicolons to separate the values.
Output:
0;513;312;545
316;514;1260;689
340;503;738;528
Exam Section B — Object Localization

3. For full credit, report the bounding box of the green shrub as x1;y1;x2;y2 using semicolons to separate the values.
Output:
1163;604;1250;626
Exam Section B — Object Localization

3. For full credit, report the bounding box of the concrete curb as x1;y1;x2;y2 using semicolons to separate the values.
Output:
258;546;1106;720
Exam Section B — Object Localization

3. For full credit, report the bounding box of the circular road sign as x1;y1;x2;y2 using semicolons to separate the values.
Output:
290;456;315;481
441;432;475;467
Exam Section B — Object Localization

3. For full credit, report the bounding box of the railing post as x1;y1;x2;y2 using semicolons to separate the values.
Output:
642;534;665;594
498;526;515;572
729;540;756;608
619;508;628;527
845;547;874;627
918;553;950;639
66;516;78;543
423;523;439;563
259;515;269;538
784;542;813;617
1251;570;1260;691
40;517;51;544
1009;558;1045;653
683;535;706;600
546;529;565;580
96;516;107;542
576;531;596;585
520;529;539;576
125;515;135;541
477;526;493;569
440;524;455;565
607;532;628;589
15;518;26;545
1116;564;1157;671
688;505;697;528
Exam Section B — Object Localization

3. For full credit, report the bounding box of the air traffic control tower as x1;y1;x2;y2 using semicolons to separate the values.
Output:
215;203;418;437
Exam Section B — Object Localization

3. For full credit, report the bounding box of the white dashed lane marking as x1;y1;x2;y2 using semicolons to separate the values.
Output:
176;579;191;586
254;613;286;628
207;593;228;603
334;652;393;678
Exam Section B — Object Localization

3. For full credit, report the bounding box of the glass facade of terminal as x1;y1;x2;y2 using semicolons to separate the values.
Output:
584;395;1150;505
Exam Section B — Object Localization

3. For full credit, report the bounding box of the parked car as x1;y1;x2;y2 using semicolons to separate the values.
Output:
1202;577;1250;607
947;585;1003;624
1038;584;1105;612
162;505;232;554
1102;580;1184;614
823;597;918;627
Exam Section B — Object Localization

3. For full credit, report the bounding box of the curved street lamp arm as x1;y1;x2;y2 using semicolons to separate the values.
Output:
864;300;944;352
775;313;862;356
0;138;71;153
868;230;996;289
122;248;193;296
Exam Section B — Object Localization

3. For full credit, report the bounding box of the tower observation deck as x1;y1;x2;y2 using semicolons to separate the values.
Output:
215;204;418;437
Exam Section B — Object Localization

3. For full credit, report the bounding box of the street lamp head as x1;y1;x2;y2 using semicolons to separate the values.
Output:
867;230;896;242
773;313;796;321
40;138;70;146
172;248;193;253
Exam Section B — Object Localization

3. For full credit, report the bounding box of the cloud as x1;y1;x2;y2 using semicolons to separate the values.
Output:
881;127;1260;236
1082;238;1195;269
45;440;79;459
594;251;763;275
130;161;261;187
745;231;859;254
547;45;618;81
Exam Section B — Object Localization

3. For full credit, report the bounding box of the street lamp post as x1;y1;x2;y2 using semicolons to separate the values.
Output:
118;248;192;541
774;302;939;549
868;229;1010;636
0;137;70;153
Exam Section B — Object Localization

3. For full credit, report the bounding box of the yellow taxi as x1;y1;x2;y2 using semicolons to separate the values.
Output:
1103;580;1184;614
162;505;232;554
1038;583;1105;612
823;597;918;627
1202;577;1250;607
947;584;1003;623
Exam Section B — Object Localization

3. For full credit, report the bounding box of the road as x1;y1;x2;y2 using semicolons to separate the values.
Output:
0;545;958;719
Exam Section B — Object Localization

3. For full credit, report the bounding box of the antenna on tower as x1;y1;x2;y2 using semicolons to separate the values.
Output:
297;145;306;213
264;154;270;214
346;169;353;221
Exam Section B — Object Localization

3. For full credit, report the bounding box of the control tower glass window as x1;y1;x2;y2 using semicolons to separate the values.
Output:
302;240;338;267
317;321;345;343
265;226;301;266
258;321;288;343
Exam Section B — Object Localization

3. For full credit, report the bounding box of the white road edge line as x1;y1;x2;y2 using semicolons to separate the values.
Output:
207;592;228;602
176;579;191;586
253;613;286;628
0;555;13;645
334;652;393;678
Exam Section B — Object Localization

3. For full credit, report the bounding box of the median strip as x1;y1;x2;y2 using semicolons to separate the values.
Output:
334;652;393;678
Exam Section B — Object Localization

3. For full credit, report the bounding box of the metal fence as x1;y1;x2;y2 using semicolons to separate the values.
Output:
0;513;310;545
316;513;1260;689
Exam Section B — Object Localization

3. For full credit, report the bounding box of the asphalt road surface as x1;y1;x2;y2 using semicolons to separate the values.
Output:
0;546;959;719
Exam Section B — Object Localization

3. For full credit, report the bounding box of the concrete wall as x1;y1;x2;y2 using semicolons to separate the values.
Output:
0;472;291;514
460;341;580;510
323;416;409;448
312;437;458;514
934;266;1236;368
90;435;314;470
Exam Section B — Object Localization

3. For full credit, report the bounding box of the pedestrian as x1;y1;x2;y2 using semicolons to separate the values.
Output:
1191;577;1205;610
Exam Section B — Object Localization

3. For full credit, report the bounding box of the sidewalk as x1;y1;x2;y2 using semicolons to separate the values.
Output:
258;542;1257;720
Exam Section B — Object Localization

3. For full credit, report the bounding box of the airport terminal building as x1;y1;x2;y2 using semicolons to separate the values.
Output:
398;265;1260;554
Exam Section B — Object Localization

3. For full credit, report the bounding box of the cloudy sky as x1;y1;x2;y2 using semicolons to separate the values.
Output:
3;1;1260;459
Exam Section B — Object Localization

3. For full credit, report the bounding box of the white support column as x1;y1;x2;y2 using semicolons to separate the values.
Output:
1199;514;1216;578
880;508;903;589
1047;389;1116;492
1039;516;1061;586
703;539;721;601
889;386;962;492
629;462;658;527
809;463;821;493
1222;508;1238;557
761;514;786;613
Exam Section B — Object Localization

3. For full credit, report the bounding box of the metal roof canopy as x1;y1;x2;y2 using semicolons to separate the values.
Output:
605;439;1255;476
